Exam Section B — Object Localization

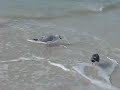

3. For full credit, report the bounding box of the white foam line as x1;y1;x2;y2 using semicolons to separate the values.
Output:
0;57;45;63
73;66;119;90
107;57;119;65
1;59;19;63
31;56;45;60
48;61;70;71
27;39;47;44
0;59;30;63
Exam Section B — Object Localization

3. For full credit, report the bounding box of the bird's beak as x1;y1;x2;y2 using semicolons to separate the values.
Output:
59;35;62;39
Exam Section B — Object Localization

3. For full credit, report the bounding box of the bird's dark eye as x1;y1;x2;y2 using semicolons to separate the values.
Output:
59;36;62;39
91;60;95;62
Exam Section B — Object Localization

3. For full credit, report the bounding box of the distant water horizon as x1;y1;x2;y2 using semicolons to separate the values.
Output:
0;0;120;19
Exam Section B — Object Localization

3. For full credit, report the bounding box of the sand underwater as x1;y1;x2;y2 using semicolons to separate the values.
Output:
0;0;120;90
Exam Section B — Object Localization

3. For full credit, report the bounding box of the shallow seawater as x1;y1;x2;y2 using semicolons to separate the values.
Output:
0;0;120;90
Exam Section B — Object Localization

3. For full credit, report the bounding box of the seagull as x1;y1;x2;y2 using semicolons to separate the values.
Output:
33;35;62;42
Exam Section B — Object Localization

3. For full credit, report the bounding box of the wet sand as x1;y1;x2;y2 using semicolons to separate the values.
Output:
110;65;120;88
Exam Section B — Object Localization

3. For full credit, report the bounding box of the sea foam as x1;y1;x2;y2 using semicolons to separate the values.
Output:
73;63;118;90
48;61;70;71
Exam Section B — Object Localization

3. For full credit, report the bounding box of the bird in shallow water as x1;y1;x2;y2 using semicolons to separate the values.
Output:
33;35;62;42
91;53;100;64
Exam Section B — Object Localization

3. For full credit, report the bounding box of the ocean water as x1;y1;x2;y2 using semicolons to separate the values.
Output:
0;0;120;90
